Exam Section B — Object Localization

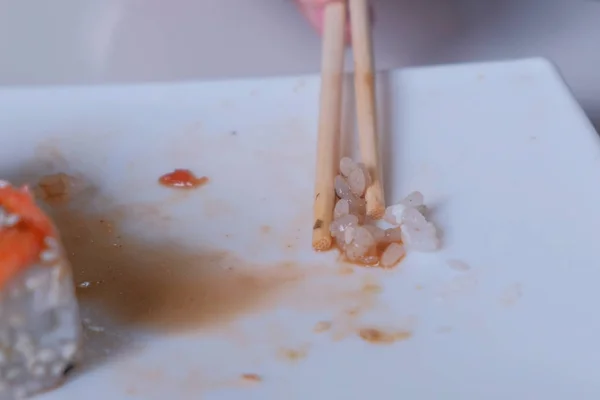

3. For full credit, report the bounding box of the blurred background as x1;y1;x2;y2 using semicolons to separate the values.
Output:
1;0;599;128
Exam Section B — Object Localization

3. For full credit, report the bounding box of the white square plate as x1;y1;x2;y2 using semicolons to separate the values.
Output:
0;58;598;400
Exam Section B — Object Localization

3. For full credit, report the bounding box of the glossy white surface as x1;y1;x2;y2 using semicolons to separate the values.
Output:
0;58;598;399
1;0;600;126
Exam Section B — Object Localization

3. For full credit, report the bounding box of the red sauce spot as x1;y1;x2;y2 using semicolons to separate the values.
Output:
158;169;209;189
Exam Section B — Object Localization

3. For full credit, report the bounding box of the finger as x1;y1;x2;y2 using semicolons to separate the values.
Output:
296;0;330;34
296;0;354;43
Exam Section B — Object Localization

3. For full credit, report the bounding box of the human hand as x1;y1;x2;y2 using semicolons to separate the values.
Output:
295;0;372;38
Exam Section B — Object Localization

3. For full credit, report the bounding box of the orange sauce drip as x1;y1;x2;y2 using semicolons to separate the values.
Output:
158;169;209;189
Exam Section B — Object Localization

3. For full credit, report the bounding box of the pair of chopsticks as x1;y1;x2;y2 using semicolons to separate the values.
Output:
312;0;385;251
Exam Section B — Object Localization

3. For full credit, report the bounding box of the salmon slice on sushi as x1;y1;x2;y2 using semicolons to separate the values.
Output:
0;181;81;399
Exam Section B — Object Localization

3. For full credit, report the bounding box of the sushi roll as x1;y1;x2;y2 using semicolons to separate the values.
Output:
0;181;81;399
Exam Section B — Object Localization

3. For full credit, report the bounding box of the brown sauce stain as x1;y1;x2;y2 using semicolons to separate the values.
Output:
35;172;89;204
358;328;412;344
107;202;173;232
326;275;385;341
36;173;73;203
260;225;271;234
39;190;306;333
362;282;382;294
278;347;308;362
34;141;70;171
73;244;303;331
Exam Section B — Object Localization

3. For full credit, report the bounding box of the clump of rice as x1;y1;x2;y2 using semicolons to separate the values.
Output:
330;157;440;268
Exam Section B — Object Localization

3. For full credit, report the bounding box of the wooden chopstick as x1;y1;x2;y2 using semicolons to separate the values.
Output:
312;1;347;251
349;0;385;219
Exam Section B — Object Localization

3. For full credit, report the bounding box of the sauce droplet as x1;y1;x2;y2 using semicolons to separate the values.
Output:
158;169;209;189
240;373;262;383
358;328;412;344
